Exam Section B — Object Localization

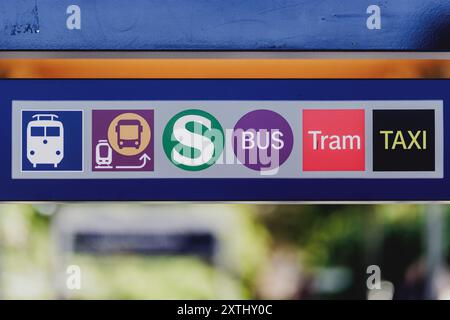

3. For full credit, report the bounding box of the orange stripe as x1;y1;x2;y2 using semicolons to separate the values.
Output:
0;59;448;78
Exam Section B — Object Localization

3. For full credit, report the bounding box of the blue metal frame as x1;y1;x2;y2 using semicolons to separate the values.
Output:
1;79;449;201
0;0;449;51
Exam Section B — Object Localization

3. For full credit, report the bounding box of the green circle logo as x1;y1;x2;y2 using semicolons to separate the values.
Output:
163;109;224;171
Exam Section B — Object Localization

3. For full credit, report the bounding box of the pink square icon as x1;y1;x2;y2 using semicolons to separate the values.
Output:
303;109;365;171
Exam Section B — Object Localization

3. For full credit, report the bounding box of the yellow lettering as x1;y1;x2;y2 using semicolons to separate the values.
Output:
423;130;426;149
392;131;406;149
379;130;393;149
407;130;421;150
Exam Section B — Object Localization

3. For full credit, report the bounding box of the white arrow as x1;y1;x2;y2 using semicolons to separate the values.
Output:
115;153;151;169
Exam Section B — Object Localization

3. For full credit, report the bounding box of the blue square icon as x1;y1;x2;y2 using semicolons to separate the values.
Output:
22;110;83;171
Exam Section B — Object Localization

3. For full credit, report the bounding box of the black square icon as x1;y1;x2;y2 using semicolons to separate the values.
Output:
373;109;435;171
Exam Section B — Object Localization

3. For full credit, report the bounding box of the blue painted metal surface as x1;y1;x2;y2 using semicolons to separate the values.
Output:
74;232;216;258
1;79;450;202
0;0;448;50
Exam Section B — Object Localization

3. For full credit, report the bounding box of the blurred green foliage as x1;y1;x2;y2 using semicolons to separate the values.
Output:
0;204;269;299
257;204;437;298
1;203;450;299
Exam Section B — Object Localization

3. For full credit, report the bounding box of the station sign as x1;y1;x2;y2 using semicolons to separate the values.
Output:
0;0;449;51
11;101;443;180
0;79;449;201
74;232;216;260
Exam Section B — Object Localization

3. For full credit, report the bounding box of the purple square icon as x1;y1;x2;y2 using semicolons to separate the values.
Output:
92;110;154;171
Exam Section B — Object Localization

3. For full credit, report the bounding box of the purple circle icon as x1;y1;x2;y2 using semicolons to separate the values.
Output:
233;110;294;171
